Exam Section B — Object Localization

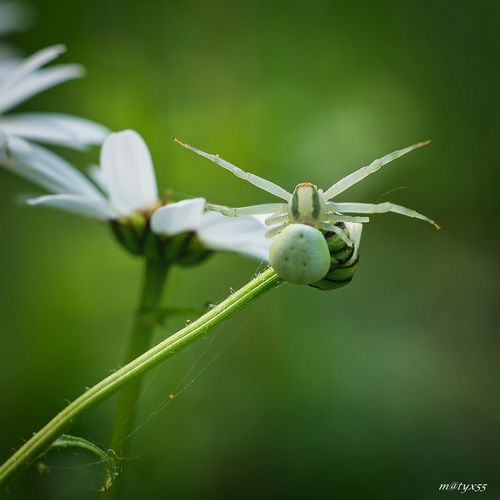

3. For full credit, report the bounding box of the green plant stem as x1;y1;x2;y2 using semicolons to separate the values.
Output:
105;258;170;498
51;435;118;491
0;266;282;491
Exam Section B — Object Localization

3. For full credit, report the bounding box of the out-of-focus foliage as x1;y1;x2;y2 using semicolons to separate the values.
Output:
1;1;499;499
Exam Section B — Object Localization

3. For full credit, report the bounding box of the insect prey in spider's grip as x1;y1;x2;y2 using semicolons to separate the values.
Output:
173;138;440;286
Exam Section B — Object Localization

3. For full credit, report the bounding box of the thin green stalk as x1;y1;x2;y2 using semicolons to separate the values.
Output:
51;435;118;491
0;266;282;491
106;258;170;498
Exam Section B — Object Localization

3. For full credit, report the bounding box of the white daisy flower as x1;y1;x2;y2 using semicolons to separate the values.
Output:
0;44;108;160
9;129;271;262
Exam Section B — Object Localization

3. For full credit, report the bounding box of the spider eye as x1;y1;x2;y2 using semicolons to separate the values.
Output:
269;224;330;285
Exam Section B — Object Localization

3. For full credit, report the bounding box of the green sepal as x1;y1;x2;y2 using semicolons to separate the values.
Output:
109;206;212;267
156;232;212;266
109;214;148;256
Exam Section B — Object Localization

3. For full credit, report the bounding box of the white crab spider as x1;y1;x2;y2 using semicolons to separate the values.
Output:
174;138;440;284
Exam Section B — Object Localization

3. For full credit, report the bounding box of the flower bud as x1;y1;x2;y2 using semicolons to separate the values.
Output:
309;223;362;291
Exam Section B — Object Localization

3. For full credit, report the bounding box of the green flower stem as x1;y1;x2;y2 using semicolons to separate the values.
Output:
106;258;170;498
0;266;282;491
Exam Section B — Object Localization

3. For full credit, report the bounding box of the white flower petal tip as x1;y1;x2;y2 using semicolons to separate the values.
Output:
0;43;86;116
26;193;118;219
0;63;85;114
151;198;207;236
0;113;109;149
0;44;106;152
100;130;159;215
41;44;67;60
0;44;67;91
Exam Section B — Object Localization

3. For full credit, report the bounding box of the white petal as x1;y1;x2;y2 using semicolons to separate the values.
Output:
100;130;158;215
0;45;65;96
0;64;83;113
345;222;363;259
0;44;66;90
151;198;206;236
198;212;272;261
5;133;30;153
26;193;118;219
0;59;20;78
5;137;103;197
0;113;109;149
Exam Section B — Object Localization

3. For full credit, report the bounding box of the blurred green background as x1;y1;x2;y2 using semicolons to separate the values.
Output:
1;1;499;499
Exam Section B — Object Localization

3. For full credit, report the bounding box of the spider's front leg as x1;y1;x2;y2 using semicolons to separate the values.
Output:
206;202;287;218
174;138;293;201
322;141;430;200
330;201;441;229
316;222;354;246
206;202;290;238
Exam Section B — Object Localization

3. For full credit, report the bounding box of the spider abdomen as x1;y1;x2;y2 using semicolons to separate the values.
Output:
269;224;330;284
